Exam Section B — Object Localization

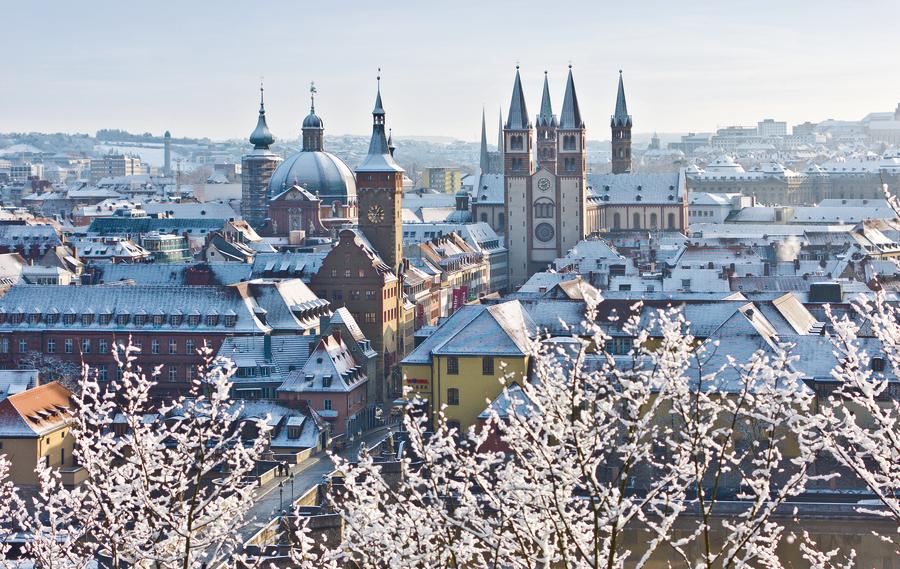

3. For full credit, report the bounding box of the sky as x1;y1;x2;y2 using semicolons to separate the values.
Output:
2;0;898;142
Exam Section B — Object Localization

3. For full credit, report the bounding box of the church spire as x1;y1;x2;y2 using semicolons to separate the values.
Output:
506;66;530;130
537;71;555;127
249;82;275;150
497;109;503;152
559;65;583;129
612;70;632;127
357;70;403;172
479;108;490;172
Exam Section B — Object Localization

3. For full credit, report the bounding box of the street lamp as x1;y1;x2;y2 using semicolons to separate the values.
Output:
278;480;284;514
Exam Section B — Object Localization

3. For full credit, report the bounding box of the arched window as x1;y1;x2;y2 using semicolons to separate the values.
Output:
668;213;677;229
510;135;523;151
534;198;555;219
633;213;641;229
563;135;576;151
612;213;621;230
480;212;488;223
650;213;658;228
498;212;505;227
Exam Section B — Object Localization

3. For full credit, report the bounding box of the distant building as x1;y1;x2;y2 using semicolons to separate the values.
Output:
757;118;787;137
90;154;142;184
420;167;462;194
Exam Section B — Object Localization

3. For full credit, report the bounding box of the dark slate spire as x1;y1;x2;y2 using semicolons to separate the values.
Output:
559;65;584;129
497;109;503;152
537;71;556;127
357;70;403;172
612;70;632;127
506;66;530;130
249;83;275;150
479;108;490;172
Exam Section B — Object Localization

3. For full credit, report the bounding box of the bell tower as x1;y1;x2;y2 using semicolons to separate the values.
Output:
503;65;534;288
356;72;404;273
610;70;632;175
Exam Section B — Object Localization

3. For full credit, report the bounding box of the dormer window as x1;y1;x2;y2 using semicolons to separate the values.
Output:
323;375;332;388
134;314;147;325
224;314;236;327
169;314;182;326
99;313;112;325
188;314;201;326
116;313;130;325
81;313;94;326
63;313;76;325
205;314;219;326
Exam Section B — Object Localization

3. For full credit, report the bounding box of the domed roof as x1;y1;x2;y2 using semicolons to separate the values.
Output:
267;150;356;205
302;111;323;129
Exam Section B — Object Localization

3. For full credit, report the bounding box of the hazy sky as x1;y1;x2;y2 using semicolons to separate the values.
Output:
2;0;898;142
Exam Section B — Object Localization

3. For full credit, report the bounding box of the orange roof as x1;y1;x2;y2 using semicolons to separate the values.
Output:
0;381;73;437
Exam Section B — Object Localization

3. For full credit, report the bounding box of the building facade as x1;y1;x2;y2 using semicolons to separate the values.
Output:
504;67;588;289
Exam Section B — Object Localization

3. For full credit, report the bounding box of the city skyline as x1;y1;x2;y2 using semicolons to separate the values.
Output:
2;0;898;141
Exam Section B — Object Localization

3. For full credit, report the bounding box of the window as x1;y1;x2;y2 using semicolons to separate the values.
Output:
612;213;621;230
365;290;376;300
480;213;488;222
186;339;195;354
153;314;165;326
99;313;112;325
323;399;332;411
447;388;460;405
447;357;459;375
498;213;505;227
188;314;200;326
47;338;56;354
169;339;177;354
169;366;178;382
563;134;576;151
0;338;7;354
344;269;351;278
186;365;195;382
81;339;90;354
632;213;641;229
534;198;555;219
650;213;658;228
350;290;361;300
365;312;376;324
681;279;691;290
151;339;160;354
224;314;236;327
18;339;28;353
133;340;142;352
82;313;94;326
482;357;494;376
98;367;107;382
65;339;73;353
169;314;182;326
205;314;218;326
510;135;523;150
668;213;677;229
99;339;108;354
64;313;76;325
116;314;129;325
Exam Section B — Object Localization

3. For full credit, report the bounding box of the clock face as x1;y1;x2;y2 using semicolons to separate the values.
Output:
367;204;385;223
538;178;551;192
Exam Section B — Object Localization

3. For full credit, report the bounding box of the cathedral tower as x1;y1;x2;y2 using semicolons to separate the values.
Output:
241;84;281;229
611;70;632;174
557;65;587;251
503;66;534;288
356;74;404;274
535;71;558;174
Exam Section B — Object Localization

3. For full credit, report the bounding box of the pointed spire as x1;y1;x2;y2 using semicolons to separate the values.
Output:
249;81;274;150
480;108;490;172
497;109;503;152
357;71;403;173
373;68;385;117
537;71;555;127
612;69;632;127
559;64;583;130
309;81;316;113
506;65;530;130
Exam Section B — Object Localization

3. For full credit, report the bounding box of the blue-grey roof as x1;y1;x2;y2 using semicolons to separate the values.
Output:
0;284;268;334
92;262;253;285
267;150;357;204
506;67;530;130
87;217;225;235
587;171;686;205
559;67;583;130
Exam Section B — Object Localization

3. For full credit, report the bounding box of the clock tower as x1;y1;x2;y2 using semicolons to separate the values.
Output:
356;74;404;273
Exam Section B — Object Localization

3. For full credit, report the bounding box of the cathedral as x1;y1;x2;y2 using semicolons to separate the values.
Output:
503;66;588;288
497;67;686;288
